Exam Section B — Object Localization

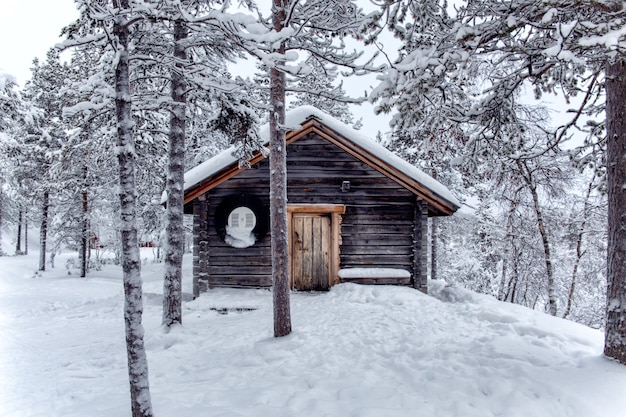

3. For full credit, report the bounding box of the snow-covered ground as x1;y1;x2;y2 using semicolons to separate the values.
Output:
1;247;625;417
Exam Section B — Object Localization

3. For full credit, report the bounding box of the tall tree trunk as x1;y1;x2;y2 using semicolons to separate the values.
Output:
39;190;49;271
0;188;4;256
498;198;518;301
162;18;187;327
430;217;438;281
16;209;22;255
429;170;438;282
563;178;594;319
24;212;28;255
269;0;292;338
518;160;557;316
81;165;89;278
112;1;154;415
506;246;520;303
604;58;626;365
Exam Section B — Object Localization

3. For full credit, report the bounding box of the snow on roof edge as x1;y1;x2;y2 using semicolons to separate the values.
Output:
178;106;459;209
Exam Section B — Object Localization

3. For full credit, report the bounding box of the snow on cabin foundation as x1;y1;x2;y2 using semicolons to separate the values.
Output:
183;107;459;297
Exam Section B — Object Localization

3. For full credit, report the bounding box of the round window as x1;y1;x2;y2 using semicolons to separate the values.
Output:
228;206;257;234
215;194;269;249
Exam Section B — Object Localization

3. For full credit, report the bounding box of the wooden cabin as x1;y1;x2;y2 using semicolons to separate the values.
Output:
183;106;459;297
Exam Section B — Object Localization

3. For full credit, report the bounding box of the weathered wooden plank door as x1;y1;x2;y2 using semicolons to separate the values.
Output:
291;214;331;291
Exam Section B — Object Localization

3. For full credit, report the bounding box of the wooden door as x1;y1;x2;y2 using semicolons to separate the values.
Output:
291;214;331;291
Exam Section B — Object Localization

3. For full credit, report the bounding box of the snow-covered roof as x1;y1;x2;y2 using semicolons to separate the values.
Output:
182;106;460;215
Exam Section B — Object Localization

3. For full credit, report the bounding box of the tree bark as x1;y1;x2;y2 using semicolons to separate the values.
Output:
80;165;89;278
506;247;520;303
16;210;22;255
112;0;154;415
162;17;187;327
270;0;292;338
0;188;4;256
604;58;626;365
24;213;28;255
430;217;438;281
518;160;557;316
498;198;517;301
39;190;49;271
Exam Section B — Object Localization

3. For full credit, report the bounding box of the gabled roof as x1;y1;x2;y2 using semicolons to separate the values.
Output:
182;106;460;216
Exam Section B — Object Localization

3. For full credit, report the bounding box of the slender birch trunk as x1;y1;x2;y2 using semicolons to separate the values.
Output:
604;58;626;365
162;17;187;327
112;0;154;415
563;178;594;319
270;0;292;337
498;198;517;301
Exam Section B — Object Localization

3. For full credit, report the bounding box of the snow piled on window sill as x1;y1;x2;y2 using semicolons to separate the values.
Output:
225;226;256;248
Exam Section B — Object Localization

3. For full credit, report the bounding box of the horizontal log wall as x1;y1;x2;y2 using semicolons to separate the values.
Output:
205;185;272;288
198;132;417;289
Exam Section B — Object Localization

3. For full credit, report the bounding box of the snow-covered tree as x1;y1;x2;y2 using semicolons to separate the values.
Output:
236;0;383;337
267;0;292;337
370;0;626;364
288;55;358;127
562;171;606;322
128;1;264;328
22;49;76;272
62;1;155;414
0;73;25;256
110;0;154;413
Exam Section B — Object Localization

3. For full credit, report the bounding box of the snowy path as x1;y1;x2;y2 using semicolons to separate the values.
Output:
0;251;625;416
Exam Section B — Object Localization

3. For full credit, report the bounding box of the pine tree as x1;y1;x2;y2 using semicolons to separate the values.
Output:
0;73;24;256
132;0;265;327
162;13;188;328
268;0;292;337
22;49;71;272
250;0;382;337
288;56;358;127
605;55;626;364
62;1;155;413
372;0;626;363
112;1;154;413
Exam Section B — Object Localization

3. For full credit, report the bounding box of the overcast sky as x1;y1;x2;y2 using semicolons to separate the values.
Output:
0;0;78;86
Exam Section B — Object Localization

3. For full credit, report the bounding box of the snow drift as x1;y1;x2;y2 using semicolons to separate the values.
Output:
0;250;624;417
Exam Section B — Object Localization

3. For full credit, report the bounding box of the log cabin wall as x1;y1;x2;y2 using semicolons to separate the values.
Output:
192;197;210;295
193;131;421;291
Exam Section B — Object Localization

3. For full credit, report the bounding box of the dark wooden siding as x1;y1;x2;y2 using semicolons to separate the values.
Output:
202;132;416;288
204;185;272;288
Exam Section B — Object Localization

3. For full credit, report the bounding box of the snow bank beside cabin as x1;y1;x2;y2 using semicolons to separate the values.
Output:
2;250;625;417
